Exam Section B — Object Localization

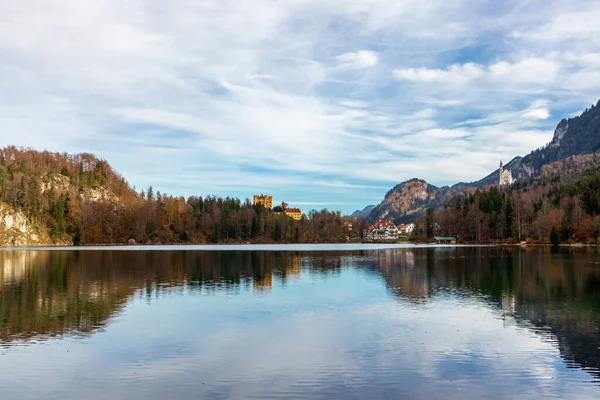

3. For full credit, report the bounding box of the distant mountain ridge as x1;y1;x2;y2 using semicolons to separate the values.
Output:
367;100;600;224
350;205;375;219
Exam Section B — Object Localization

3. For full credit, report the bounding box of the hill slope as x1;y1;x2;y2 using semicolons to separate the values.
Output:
0;147;135;245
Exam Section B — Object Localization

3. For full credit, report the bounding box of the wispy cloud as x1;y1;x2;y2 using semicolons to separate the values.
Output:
1;0;600;213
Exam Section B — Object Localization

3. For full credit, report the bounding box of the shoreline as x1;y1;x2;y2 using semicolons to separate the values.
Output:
0;242;597;251
0;243;491;251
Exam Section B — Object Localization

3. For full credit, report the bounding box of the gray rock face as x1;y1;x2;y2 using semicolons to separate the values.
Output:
550;120;569;147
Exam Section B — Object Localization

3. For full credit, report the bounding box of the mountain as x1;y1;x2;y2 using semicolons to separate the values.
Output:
368;179;454;223
467;100;600;186
350;205;375;219
368;99;600;224
432;153;600;242
522;101;600;170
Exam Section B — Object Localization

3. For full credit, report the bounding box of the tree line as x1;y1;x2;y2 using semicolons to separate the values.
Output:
0;147;347;245
414;155;600;244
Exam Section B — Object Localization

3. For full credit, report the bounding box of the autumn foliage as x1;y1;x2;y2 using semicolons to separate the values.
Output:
0;147;347;245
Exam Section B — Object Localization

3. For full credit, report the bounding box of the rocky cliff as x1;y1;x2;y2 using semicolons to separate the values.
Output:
0;203;53;246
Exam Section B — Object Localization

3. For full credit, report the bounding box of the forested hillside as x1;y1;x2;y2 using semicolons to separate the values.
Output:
422;154;600;243
0;147;347;245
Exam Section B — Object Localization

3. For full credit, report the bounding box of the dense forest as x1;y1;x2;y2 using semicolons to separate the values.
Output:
0;147;348;245
418;154;600;243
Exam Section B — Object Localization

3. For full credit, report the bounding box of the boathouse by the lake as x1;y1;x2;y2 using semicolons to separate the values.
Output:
434;236;456;244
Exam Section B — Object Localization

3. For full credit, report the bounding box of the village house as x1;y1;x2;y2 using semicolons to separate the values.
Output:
365;221;417;240
367;220;399;240
400;223;415;235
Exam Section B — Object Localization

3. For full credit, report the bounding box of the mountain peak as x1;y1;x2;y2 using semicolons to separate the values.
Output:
369;179;450;224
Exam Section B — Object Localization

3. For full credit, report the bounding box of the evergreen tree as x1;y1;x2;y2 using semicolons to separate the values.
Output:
550;226;560;246
16;179;27;208
147;186;154;202
251;214;260;238
425;208;434;238
274;219;283;242
504;198;514;239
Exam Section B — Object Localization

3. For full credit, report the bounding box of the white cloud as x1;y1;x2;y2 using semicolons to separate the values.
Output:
522;107;550;120
336;50;379;68
394;58;560;87
393;63;484;84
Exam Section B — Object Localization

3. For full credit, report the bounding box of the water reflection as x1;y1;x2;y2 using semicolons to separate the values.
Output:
1;247;600;398
366;247;600;382
0;251;313;343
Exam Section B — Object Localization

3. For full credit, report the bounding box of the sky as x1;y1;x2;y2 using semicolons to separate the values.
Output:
1;0;600;214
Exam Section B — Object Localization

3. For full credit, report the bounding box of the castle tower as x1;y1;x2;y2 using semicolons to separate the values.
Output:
499;160;514;186
253;194;273;209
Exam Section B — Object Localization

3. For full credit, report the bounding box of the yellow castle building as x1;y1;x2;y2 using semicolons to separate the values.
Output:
284;208;302;221
253;195;302;220
253;194;273;209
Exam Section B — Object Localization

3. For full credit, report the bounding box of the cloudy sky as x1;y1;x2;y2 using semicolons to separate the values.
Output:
2;0;600;213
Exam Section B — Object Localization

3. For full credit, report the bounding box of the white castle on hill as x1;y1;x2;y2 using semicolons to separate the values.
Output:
499;161;514;186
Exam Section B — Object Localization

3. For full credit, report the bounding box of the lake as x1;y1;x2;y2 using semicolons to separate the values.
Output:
1;245;599;399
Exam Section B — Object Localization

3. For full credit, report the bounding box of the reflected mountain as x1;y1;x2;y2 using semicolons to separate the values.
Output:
367;246;600;381
1;247;599;382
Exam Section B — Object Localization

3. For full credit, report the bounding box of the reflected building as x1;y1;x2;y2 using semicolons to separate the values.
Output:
284;256;302;279
253;275;273;293
501;293;517;328
501;293;516;315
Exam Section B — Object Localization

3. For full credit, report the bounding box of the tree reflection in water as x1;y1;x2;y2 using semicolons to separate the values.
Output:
1;247;599;382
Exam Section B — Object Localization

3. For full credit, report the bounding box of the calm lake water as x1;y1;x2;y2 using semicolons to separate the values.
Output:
1;245;600;399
